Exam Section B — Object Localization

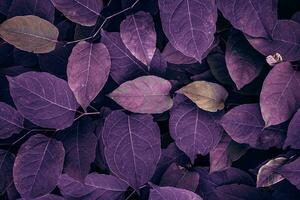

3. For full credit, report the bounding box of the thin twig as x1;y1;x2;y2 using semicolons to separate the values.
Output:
74;111;101;121
65;0;140;45
125;190;136;200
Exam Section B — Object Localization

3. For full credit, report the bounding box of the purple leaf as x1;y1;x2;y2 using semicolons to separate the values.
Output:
102;110;161;189
101;31;149;84
257;157;287;188
58;173;128;200
8;0;55;22
221;104;286;149
215;184;272;200
13;134;65;199
292;11;300;24
209;134;249;173
169;95;223;162
150;185;202;200
108;75;173;114
7;72;79;130
217;0;277;38
57;118;97;182
276;157;300;190
19;194;65;200
149;49;167;77
0;102;23;139
151;143;190;183
247;20;300;62
0;150;15;193
158;0;217;61
160;163;199;192
162;42;197;65
284;109;300;149
67;41;111;111
260;62;300;127
0;0;12;15
50;0;103;26
120;11;156;66
225;30;264;90
195;167;254;199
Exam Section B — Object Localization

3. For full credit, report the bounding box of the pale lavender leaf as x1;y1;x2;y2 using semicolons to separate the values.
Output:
120;11;156;66
169;95;223;162
7;72;79;130
225;30;264;90
0;150;15;193
159;0;217;61
0;102;23;139
50;0;103;26
101;30;149;84
57;118;97;182
284;109;300;149
13;134;65;199
221;104;286;149
149;185;203;200
102;110;161;189
67;41;111;111
276;157;300;190
260;62;300;127
108;75;173;114
160;163;199;192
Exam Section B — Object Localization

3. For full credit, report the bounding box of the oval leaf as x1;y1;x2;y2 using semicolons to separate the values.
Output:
217;0;277;38
221;104;286;149
102;110;161;189
177;81;228;112
108;75;173;114
0;15;58;53
257;157;287;188
0;102;23;139
57;118;97;182
260;62;300;127
13;134;65;199
8;72;79;130
0;150;15;193
101;30;148;84
67;41;111;111
247;20;300;62
284;109;300;149
150;185;203;200
169;95;223;162
51;0;103;26
225;30;264;90
160;163;199;192
120;11;156;66
158;0;217;61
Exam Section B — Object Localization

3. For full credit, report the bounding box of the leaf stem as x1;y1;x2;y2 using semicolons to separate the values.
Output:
74;111;101;121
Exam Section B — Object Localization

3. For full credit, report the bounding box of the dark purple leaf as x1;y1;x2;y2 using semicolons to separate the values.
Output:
292;11;300;24
108;75;173;114
0;150;15;193
209;134;249;173
160;163;199;192
58;173;128;200
67;41;111;111
102;110;161;189
57;118;97;182
195;167;254;200
159;0;217;61
276;157;300;190
257;157;287;187
247;20;300;62
260;62;300;127
0;0;12;15
13;49;38;67
8;72;79;129
0;102;23;139
169;95;223;162
150;185;203;200
8;0;55;22
151;143;190;183
51;0;103;26
0;65;32;76
13;134;65;199
225;30;264;90
284;109;300;149
120;11;156;66
149;49;167;77
162;42;197;65
221;104;286;149
217;0;277;38
0;40;14;67
19;194;65;200
101;30;149;84
215;184;272;200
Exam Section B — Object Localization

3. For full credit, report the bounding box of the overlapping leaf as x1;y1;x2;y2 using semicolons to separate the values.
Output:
284;109;300;149
150;185;202;200
0;150;14;193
